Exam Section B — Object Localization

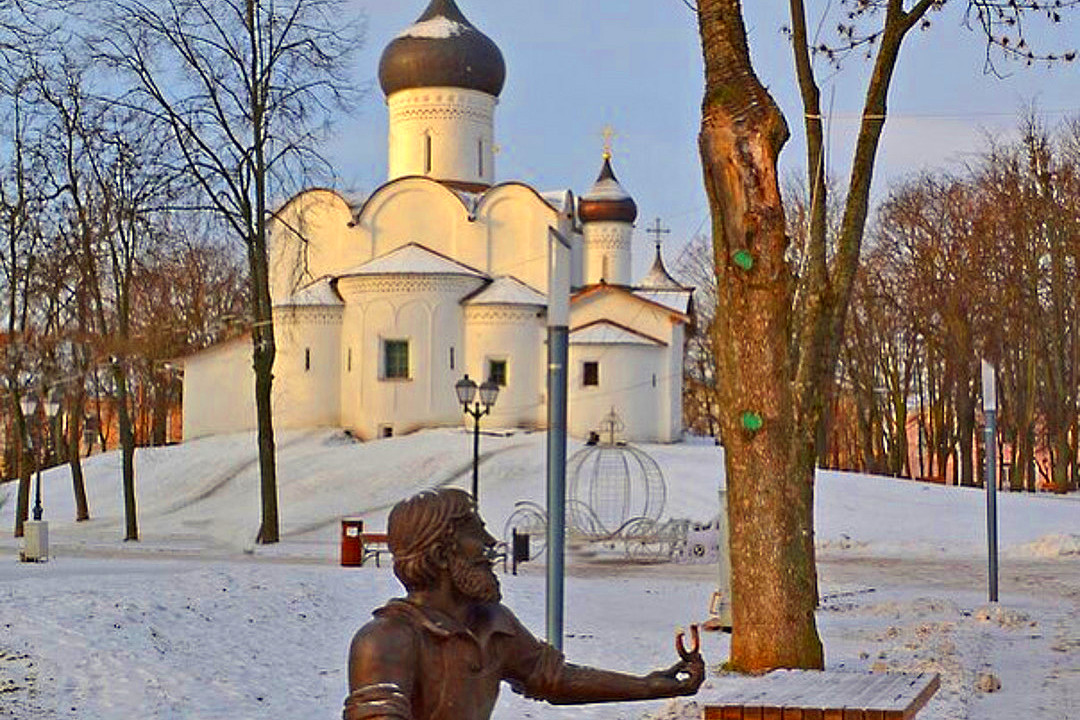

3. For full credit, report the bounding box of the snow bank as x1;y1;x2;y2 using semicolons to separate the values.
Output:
1006;533;1080;558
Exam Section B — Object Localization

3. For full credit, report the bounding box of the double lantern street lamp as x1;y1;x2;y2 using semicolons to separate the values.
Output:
455;374;500;502
19;392;61;523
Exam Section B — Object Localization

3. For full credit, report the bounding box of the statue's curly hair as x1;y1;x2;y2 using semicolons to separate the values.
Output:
387;488;475;592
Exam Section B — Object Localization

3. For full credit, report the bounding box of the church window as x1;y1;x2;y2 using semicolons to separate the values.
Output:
602;255;611;281
488;359;507;387
583;361;599;387
305;348;311;371
347;348;352;372
478;138;484;176
450;346;455;370
383;339;410;380
424;132;432;174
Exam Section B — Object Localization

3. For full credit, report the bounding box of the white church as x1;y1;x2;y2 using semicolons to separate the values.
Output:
181;0;693;443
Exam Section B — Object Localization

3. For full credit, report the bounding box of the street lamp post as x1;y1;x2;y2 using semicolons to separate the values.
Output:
19;393;60;522
982;360;998;603
455;374;499;502
19;391;59;562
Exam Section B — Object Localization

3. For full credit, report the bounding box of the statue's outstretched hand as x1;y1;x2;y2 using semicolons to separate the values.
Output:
646;625;705;697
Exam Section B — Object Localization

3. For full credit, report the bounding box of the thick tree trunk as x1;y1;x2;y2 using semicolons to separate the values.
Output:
1051;432;1070;494
67;401;89;521
697;0;823;672
696;0;932;672
250;214;279;545
113;362;138;541
12;404;30;537
253;339;278;544
14;474;30;537
957;387;976;487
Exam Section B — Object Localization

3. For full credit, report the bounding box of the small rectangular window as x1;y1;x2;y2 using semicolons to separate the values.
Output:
384;339;409;380
424;134;432;175
379;425;394;438
488;359;507;387
304;347;311;372
583;361;599;387
450;346;455;370
347;348;352;372
478;138;484;177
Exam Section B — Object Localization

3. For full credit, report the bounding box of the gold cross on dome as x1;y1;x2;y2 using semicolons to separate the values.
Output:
601;125;616;159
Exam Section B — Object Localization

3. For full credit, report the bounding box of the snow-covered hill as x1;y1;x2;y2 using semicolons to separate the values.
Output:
3;427;1076;560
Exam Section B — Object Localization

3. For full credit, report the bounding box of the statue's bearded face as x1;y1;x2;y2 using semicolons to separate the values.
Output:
448;513;501;604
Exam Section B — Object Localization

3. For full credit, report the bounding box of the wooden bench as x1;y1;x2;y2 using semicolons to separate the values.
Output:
702;670;940;720
358;533;389;567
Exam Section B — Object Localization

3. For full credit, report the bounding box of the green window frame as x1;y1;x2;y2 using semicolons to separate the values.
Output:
583;361;599;387
383;339;409;380
488;359;507;387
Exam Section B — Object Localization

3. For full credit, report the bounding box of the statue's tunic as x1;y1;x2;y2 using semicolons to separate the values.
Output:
344;599;565;720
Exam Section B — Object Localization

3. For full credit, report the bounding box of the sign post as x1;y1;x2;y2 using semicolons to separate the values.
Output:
981;360;998;603
546;228;571;649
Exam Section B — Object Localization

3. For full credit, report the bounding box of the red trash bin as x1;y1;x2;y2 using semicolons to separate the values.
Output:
341;517;364;567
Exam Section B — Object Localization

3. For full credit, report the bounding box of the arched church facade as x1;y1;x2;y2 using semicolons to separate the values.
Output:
181;0;693;443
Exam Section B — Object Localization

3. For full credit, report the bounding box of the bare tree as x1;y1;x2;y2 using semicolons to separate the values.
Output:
93;0;361;543
692;0;1076;671
0;64;48;537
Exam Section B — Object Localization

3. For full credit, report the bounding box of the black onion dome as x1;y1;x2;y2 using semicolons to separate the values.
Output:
379;0;506;98
578;156;638;224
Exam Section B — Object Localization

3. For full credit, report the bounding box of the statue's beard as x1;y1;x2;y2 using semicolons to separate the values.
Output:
449;551;501;604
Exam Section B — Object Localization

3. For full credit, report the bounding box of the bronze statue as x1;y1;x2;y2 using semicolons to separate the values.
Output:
344;488;704;720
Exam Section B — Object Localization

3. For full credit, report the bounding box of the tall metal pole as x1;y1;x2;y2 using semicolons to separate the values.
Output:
32;467;43;521
546;227;570;650
26;403;43;521
982;360;998;603
472;408;481;501
546;326;568;649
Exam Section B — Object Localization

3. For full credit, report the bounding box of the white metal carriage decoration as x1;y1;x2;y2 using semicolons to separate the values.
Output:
503;409;689;562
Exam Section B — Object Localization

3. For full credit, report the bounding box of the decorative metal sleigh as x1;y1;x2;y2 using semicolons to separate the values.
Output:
502;409;713;563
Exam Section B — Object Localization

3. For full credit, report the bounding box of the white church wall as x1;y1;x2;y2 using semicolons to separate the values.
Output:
430;298;468;421
569;229;585;289
357;180;561;298
568;289;688;442
337;273;482;440
387;87;497;186
181;337;255;440
267;189;358;302
361;181;470;262
663;323;685;442
582;221;633;285
473;184;563;294
271;307;343;429
463;305;545;429
339;303;363;434
567;344;667;442
571;289;680;347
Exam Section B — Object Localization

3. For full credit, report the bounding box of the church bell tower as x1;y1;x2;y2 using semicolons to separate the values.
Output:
578;152;638;286
379;0;505;190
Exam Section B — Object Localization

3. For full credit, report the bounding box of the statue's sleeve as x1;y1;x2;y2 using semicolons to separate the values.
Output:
344;618;417;720
343;683;412;720
498;610;567;700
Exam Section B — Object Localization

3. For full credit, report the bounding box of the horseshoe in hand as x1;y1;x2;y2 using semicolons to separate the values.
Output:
676;624;701;660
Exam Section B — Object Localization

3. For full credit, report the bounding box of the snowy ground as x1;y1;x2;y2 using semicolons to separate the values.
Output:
1;428;1077;719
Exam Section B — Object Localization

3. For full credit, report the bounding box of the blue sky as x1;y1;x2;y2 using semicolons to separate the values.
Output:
335;1;1079;276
